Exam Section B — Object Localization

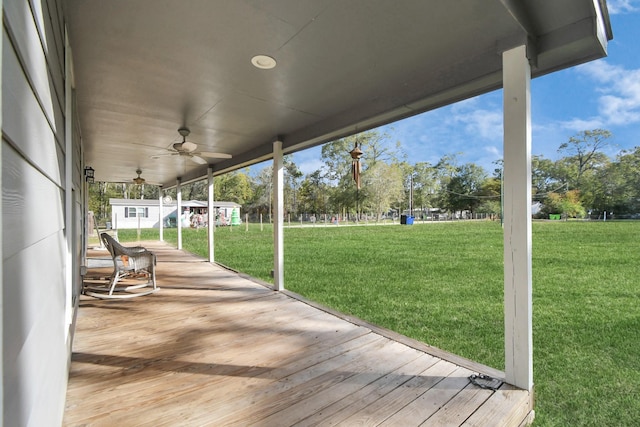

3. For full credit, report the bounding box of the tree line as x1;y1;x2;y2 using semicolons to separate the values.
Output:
89;128;640;225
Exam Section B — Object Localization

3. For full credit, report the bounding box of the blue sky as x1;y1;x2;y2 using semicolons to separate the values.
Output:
290;1;640;176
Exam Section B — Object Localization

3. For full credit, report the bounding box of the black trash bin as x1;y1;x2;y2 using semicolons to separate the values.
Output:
400;215;407;224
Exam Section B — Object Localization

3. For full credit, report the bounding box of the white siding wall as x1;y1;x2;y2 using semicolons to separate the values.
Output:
2;0;74;425
111;205;176;229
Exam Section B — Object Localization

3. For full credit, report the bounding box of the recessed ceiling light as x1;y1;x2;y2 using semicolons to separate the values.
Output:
251;55;277;70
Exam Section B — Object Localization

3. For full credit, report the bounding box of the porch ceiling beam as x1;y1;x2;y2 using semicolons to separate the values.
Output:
499;0;536;36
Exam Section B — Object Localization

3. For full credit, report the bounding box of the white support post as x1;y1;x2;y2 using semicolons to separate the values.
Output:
273;141;284;291
177;178;182;250
0;0;4;415
208;167;215;263
159;187;164;242
503;44;533;391
64;31;73;332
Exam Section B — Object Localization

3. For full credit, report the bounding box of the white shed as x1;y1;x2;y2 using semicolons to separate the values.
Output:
109;198;240;229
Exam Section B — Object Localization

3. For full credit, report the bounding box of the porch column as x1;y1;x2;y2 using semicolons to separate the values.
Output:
273;140;284;291
64;30;73;330
177;178;182;250
207;167;215;263
159;186;164;242
503;44;533;391
0;0;3;417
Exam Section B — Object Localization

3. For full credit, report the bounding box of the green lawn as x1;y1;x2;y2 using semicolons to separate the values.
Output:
118;221;640;426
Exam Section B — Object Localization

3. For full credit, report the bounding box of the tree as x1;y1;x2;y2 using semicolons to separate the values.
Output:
297;170;329;216
319;130;404;217
442;163;487;214
215;170;253;204
475;177;502;218
540;190;585;218
284;156;303;217
88;182;116;225
404;162;439;216
590;147;640;215
363;131;404;167
182;180;207;200
531;155;563;197
321;137;355;182
431;154;460;210
362;162;405;220
247;165;273;218
558;129;612;189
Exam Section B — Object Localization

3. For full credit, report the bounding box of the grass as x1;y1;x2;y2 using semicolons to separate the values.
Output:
117;221;640;426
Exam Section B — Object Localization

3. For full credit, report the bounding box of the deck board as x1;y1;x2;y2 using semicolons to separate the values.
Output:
64;241;533;426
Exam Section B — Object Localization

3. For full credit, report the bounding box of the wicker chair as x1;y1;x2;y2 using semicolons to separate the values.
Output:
85;233;159;299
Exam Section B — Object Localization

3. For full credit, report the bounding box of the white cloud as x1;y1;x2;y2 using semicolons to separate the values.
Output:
447;107;503;141
606;0;640;14
576;60;640;126
469;110;503;140
484;145;501;157
552;60;640;131
450;96;481;113
560;117;605;131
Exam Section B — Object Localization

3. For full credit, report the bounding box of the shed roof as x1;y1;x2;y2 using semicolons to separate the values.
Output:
109;199;241;208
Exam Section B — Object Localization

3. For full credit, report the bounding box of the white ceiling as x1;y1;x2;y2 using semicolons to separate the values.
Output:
65;0;612;188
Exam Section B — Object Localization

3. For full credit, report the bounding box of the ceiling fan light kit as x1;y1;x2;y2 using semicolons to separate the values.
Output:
176;127;197;152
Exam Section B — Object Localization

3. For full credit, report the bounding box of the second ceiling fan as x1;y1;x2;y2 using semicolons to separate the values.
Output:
154;127;232;164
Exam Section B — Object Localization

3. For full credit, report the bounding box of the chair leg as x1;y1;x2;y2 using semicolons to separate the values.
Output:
85;256;159;299
108;273;121;296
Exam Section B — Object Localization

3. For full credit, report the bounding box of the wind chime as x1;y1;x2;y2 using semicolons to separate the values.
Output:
349;141;363;189
350;140;364;221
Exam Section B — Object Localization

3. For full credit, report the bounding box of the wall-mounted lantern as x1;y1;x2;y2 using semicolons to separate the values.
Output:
84;166;95;183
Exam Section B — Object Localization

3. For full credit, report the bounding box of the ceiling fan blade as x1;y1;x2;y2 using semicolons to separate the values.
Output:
151;151;179;159
190;155;208;165
199;151;232;159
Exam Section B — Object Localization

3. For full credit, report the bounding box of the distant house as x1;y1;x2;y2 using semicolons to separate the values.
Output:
531;202;542;216
109;199;241;229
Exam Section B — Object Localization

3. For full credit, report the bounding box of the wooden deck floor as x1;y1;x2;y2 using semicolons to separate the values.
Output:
64;241;533;426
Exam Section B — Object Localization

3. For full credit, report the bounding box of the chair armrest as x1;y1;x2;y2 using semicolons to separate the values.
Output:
120;245;149;257
127;250;156;272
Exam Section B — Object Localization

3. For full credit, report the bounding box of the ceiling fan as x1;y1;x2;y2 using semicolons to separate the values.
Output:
152;127;232;164
133;169;146;185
